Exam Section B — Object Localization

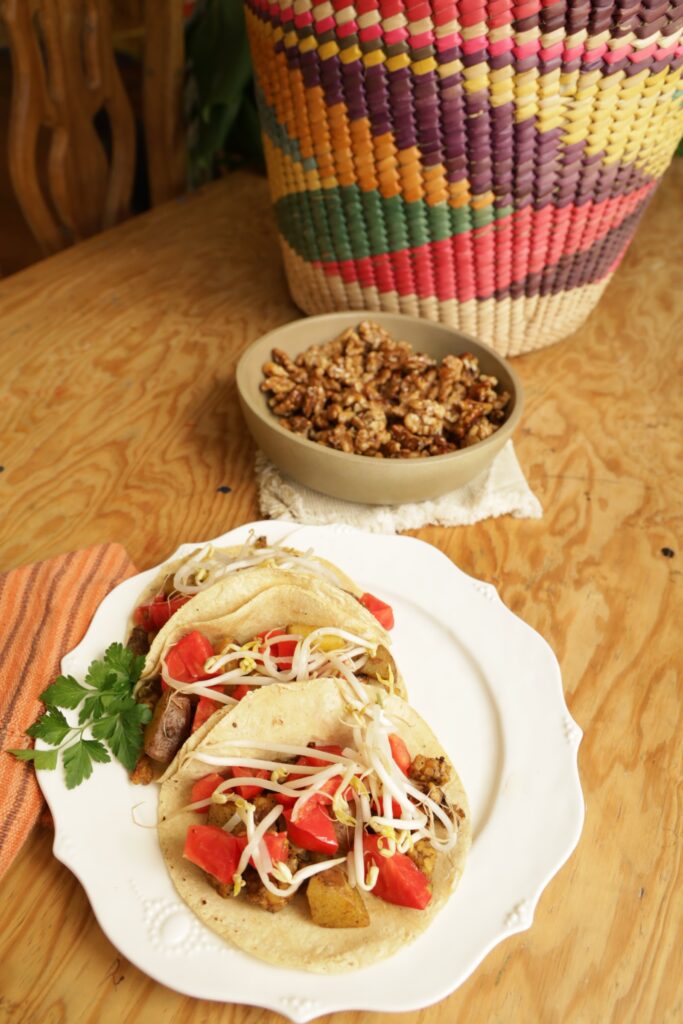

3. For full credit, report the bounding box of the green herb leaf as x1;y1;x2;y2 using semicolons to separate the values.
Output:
62;740;95;789
82;739;111;764
103;643;145;682
11;639;151;787
107;703;152;773
26;707;71;745
8;747;59;770
39;675;88;709
86;643;143;692
78;692;103;724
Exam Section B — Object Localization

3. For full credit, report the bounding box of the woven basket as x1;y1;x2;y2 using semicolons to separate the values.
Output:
244;0;683;356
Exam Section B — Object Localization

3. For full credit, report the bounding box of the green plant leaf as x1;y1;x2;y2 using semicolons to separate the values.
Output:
26;707;71;745
40;675;88;709
7;747;59;770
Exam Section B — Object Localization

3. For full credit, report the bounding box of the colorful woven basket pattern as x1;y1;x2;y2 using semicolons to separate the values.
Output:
245;0;683;354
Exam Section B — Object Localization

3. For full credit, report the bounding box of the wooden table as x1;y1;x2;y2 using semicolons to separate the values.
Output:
1;164;681;1024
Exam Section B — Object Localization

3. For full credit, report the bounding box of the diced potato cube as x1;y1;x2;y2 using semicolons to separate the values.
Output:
306;866;370;928
287;624;347;652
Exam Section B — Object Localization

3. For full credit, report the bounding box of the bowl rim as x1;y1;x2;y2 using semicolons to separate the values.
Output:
236;311;524;471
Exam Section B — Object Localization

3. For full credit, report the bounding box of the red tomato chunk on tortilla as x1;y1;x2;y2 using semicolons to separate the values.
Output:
389;733;411;775
359;592;394;630
165;631;215;683
184;825;289;883
284;801;339;854
184;825;242;885
134;595;190;631
362;834;432;909
192;696;222;733
190;773;225;812
257;628;298;670
230;766;270;799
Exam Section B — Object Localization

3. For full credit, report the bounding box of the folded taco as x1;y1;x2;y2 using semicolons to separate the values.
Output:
157;678;470;973
131;568;404;781
127;533;393;644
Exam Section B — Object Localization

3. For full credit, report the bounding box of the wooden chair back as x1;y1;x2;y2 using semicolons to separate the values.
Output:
1;0;186;257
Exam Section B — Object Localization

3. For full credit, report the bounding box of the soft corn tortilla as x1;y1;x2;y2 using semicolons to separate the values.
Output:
129;543;362;632
138;566;405;699
158;680;471;973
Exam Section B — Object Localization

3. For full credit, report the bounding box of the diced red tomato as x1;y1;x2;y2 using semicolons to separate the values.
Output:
231;683;254;701
388;733;411;775
164;630;215;683
230;765;270;800
192;695;222;733
190;773;225;813
297;744;344;768
258;628;298;670
184;825;289;884
359;592;394;630
362;833;432;909
133;595;190;632
252;831;288;867
284;801;339;854
273;767;304;807
372;796;404;819
183;825;243;885
275;747;347;807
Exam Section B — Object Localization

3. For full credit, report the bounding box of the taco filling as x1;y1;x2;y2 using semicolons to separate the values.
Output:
126;534;393;662
158;678;470;971
181;704;462;925
135;624;398;777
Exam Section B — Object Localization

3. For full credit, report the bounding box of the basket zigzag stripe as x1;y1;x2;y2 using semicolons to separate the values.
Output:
244;0;683;354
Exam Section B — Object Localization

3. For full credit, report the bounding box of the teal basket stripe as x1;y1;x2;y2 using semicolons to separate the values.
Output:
255;84;317;172
274;186;516;263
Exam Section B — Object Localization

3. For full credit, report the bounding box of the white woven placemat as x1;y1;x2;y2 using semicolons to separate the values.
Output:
256;440;542;534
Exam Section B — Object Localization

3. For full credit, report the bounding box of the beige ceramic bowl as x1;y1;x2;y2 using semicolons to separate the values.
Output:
237;312;523;505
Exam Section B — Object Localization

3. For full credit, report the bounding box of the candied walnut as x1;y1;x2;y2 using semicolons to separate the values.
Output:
261;361;289;378
427;437;457;456
447;399;493;439
358;319;392;348
326;425;355;453
303;384;326;414
258;321;509;459
272;347;307;383
390;424;427;451
463;419;496;446
409;754;451;787
441;354;464;379
403;399;446;437
285;416;312;437
271;387;305;417
260;375;295;395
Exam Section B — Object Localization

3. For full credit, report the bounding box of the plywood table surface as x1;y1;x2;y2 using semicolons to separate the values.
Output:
0;165;681;1024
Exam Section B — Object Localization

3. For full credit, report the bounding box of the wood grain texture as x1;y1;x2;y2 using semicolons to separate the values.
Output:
0;162;681;1024
2;0;136;255
143;0;186;206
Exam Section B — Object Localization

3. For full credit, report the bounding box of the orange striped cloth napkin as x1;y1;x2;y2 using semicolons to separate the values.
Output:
0;543;137;882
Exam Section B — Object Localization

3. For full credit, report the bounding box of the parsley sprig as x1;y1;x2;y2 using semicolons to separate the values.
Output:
9;643;152;789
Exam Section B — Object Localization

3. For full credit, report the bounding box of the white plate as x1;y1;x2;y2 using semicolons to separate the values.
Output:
37;522;584;1022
